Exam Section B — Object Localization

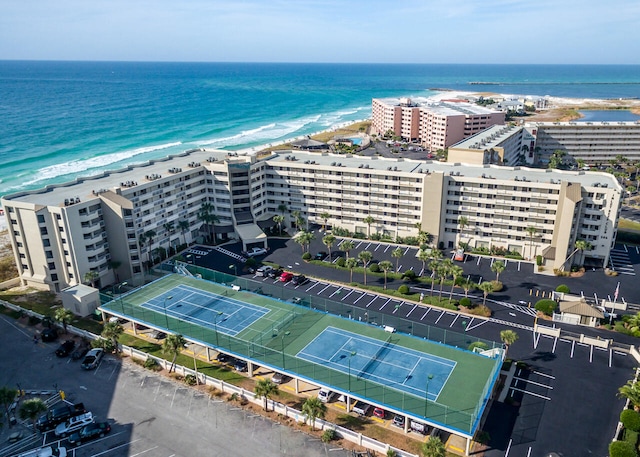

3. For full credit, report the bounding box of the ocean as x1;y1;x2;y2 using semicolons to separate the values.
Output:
1;61;640;198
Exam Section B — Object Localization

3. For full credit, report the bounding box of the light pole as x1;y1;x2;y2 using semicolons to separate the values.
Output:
163;295;173;331
340;351;357;392
424;374;434;418
213;312;223;347
281;331;291;369
229;264;238;276
115;281;128;314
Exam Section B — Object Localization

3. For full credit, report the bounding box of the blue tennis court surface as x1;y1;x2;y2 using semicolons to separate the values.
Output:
297;327;456;401
141;285;269;336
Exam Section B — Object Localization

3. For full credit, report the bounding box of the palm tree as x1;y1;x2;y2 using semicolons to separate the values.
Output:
421;435;446;457
301;397;327;430
0;387;17;424
198;206;219;244
622;312;640;333
295;231;315;253
346;258;358;283
102;321;123;353
428;260;440;296
619;380;640;411
54;307;74;333
392;247;403;272
491;260;506;282
319;212;331;231
19;398;47;430
83;270;99;288
417;230;431;248
461;276;473;297
273;215;285;235
339;240;354;260
479;281;494;306
525;226;538;260
358;251;373;285
178;220;190;246
448;265;464;301
417;248;430;276
291;210;301;230
437;259;453;299
363;215;375;238
163;333;187;373
323;234;336;260
145;229;157;264
254;378;279;411
277;203;288;215
458;216;469;248
378;260;394;289
163;221;175;238
500;329;519;353
562;239;593;270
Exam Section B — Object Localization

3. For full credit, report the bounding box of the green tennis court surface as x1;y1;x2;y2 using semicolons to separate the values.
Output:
101;273;502;436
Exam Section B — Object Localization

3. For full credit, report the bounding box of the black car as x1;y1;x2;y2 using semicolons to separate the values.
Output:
267;268;283;279
67;421;111;446
40;328;58;342
234;359;248;372
291;274;307;286
55;340;76;357
314;251;327;261
216;352;231;363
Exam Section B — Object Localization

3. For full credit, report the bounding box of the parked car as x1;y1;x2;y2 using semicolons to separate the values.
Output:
314;251;327;261
279;272;293;283
81;348;104;370
71;345;89;361
54;412;94;437
352;401;371;416
67;422;111;446
245;247;268;257
150;330;166;340
40;328;58;342
392;414;405;428
216;352;231;363
410;419;428;435
271;372;289;384
36;403;86;431
55;340;76;358
373;407;386;419
255;265;273;277
234;359;248;372
317;388;335;403
267;268;283;279
16;446;67;457
291;274;307;286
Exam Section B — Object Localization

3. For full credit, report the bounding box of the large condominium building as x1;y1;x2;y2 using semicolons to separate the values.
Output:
447;125;536;166
526;121;640;165
2;149;622;293
371;98;505;151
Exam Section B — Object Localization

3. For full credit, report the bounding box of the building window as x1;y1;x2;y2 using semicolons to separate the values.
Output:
37;214;45;223
40;227;48;235
51;274;58;281
43;239;51;247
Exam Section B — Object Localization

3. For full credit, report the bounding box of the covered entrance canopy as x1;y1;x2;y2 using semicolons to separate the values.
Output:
235;223;267;251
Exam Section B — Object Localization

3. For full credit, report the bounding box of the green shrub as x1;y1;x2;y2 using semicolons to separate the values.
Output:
369;262;379;273
398;284;410;295
624;428;639;446
468;305;491;317
245;257;257;267
536;255;543;266
491;280;503;292
402;270;416;281
555;284;570;294
468;341;489;352
302;252;312;261
621;409;640;432
459;297;472;308
534;299;558;316
321;429;336;443
184;374;197;386
336;257;346;267
143;357;159;370
609;440;637;457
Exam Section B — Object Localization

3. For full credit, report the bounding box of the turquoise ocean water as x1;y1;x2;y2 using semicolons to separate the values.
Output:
1;62;640;198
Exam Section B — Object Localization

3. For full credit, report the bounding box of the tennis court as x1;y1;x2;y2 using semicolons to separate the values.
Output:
140;284;269;336
297;327;455;401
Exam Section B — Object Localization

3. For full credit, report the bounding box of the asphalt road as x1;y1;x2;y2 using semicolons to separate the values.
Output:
0;316;352;457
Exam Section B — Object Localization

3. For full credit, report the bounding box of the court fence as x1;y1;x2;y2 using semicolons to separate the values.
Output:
121;345;418;457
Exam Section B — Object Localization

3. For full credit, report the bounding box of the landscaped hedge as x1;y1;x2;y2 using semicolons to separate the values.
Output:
621;409;640;432
535;299;558;316
459;297;472;308
609;439;637;457
398;284;410;295
555;284;570;294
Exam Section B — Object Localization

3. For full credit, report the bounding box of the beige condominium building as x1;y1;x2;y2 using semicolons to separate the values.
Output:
371;98;505;151
2;148;622;293
525;121;640;165
447;125;536;167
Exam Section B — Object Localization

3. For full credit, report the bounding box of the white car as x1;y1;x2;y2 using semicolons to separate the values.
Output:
245;247;268;257
54;412;94;437
255;265;273;277
81;348;104;370
16;446;67;457
317;388;335;403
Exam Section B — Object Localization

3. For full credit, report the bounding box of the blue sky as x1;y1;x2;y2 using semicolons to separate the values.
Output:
1;0;638;64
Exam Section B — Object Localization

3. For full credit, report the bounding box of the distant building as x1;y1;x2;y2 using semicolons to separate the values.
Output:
526;121;640;165
447;125;535;166
371;98;505;151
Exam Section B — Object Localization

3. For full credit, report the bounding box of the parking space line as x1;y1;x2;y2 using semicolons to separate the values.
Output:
365;242;372;249
379;298;392;311
329;288;343;298
384;245;391;253
397;264;403;272
341;290;355;301
449;314;459;328
406;305;417;318
356;241;363;248
305;282;320;292
509;386;551;401
318;283;332;294
513;376;554;390
353;293;367;304
532;371;555;379
374;244;381;251
420;310;429;320
404;246;411;255
366;296;377;308
434;310;446;324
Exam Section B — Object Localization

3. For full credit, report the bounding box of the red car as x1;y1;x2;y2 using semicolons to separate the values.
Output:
279;272;293;282
373;407;386;419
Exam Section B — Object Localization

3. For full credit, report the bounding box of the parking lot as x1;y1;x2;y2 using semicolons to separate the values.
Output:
0;315;353;457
